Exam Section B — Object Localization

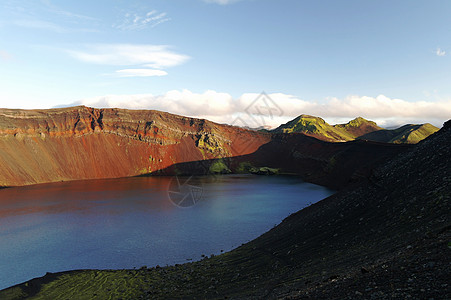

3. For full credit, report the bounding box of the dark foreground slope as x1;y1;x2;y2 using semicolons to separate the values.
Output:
2;121;449;299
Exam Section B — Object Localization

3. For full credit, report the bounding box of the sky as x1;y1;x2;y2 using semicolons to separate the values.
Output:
0;0;450;128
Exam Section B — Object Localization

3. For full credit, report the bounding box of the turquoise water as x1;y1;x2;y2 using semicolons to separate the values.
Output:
0;175;333;290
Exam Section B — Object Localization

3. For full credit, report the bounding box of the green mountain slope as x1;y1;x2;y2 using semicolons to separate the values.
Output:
274;115;438;144
334;117;382;139
272;115;355;142
359;123;439;144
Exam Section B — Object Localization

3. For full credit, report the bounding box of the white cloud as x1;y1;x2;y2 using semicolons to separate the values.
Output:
68;90;451;128
66;44;189;77
67;44;189;68
113;10;170;30
115;69;168;77
436;47;446;56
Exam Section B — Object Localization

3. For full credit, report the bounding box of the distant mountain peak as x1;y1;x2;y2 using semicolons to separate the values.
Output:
273;114;354;142
346;117;378;127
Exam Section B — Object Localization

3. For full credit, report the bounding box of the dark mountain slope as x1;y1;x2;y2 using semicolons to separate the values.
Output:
152;133;411;190
2;121;449;299
236;133;411;190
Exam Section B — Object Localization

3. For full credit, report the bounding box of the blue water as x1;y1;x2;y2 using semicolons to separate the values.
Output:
0;175;333;289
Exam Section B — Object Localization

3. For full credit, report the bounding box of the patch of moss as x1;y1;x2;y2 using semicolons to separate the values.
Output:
196;134;226;157
249;166;279;175
209;160;231;174
236;161;254;173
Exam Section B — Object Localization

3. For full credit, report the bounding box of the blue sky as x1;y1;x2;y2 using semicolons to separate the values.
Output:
0;0;450;127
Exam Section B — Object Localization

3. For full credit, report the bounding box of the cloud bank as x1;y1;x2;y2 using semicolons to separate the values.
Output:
67;90;451;128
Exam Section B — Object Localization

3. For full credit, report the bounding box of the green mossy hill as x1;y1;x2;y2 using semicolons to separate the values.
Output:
333;117;382;138
337;117;377;128
359;123;439;144
273;115;354;142
274;115;437;144
209;160;232;174
2;120;449;299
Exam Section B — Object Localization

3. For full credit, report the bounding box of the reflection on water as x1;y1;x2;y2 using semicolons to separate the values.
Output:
0;175;333;289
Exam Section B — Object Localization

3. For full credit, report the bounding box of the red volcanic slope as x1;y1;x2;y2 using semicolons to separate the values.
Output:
0;106;270;187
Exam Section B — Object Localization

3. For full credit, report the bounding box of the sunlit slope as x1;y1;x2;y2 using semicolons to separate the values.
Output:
274;114;437;144
359;123;439;144
333;116;382;138
273;115;355;142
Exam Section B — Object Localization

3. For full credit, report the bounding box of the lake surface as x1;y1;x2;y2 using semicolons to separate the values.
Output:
0;175;333;290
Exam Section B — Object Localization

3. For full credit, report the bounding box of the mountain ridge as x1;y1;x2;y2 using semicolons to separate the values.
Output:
273;114;438;144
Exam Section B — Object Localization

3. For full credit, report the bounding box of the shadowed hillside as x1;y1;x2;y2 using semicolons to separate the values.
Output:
1;121;449;299
152;133;411;190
